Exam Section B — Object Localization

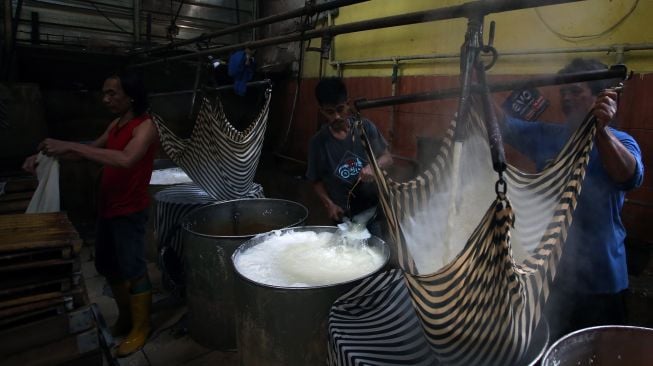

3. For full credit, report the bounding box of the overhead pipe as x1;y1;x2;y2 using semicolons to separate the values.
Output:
133;0;140;43
354;65;628;110
331;43;653;67
130;0;369;56
149;79;271;98
131;0;584;68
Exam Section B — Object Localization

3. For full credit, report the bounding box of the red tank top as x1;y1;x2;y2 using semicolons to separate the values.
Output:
99;114;157;218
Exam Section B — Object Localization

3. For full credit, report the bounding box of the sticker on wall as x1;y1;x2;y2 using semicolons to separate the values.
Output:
502;88;549;121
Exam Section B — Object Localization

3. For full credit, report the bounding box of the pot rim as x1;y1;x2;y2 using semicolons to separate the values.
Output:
231;226;390;290
181;198;309;239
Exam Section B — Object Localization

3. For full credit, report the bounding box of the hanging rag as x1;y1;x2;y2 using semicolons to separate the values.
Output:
26;152;60;213
228;50;256;96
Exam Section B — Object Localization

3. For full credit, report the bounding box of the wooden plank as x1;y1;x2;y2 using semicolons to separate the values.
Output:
0;271;78;292
3;328;100;366
0;291;68;310
0;212;69;227
0;192;34;202
0;297;68;320
0;217;77;229
0;238;82;254
0;247;73;264
0;306;95;357
0;230;79;243
3;179;38;194
0;200;31;214
0;305;64;328
0;258;77;272
0;277;72;298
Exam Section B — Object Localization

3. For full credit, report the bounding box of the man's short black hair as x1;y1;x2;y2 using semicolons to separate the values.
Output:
315;77;347;106
558;58;614;96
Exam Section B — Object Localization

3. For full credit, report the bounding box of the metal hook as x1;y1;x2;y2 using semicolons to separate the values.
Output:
495;171;507;198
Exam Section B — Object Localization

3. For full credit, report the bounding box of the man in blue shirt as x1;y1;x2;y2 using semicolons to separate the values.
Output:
501;58;644;340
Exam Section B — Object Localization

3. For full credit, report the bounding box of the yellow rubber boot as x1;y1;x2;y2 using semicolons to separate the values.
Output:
109;281;132;337
116;291;151;357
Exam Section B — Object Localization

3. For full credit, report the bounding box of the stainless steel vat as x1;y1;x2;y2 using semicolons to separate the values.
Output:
232;226;390;366
181;198;308;350
541;325;653;366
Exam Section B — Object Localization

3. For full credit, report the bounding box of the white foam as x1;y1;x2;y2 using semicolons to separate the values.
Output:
234;230;385;288
150;167;192;185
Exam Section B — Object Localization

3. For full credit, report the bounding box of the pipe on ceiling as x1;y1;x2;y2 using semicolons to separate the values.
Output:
130;0;370;56
130;0;584;68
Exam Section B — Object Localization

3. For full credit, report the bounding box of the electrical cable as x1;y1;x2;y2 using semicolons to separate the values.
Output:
84;0;129;33
535;0;639;42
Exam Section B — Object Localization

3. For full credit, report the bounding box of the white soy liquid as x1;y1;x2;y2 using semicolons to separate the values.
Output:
234;231;385;287
150;167;192;185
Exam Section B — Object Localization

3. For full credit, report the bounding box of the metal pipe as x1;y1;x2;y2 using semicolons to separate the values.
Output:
354;65;628;110
476;54;506;174
188;55;202;118
149;79;271;98
331;43;653;67
131;0;369;56
131;0;583;68
133;0;140;43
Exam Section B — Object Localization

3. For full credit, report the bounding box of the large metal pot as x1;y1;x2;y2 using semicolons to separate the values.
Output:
145;159;194;262
181;198;308;350
232;226;390;366
541;325;653;366
515;317;550;366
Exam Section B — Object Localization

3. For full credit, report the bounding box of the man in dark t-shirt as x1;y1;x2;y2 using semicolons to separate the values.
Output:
306;78;392;232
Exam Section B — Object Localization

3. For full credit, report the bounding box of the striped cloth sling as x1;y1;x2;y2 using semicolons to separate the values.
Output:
153;87;272;201
328;102;597;366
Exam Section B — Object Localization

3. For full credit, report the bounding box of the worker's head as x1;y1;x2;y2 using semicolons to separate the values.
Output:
102;70;148;116
315;77;350;131
557;58;612;120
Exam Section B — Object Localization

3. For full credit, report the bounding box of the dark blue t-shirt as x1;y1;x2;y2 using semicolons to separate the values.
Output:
306;118;387;215
503;116;644;294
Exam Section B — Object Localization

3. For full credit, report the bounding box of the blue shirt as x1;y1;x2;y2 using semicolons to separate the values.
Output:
503;116;644;294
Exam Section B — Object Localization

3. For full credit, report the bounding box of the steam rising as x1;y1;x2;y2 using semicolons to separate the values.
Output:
401;114;560;274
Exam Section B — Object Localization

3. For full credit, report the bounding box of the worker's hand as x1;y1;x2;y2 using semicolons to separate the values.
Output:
38;138;70;157
359;165;375;183
22;154;39;175
592;89;618;129
325;201;345;221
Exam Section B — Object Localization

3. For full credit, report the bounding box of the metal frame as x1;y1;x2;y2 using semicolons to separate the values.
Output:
131;0;584;68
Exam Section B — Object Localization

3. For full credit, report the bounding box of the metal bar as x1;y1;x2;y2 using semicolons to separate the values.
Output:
30;11;38;44
354;66;628;110
133;0;140;43
23;0;239;29
131;0;583;68
181;0;253;13
331;43;653;66
188;55;202;118
476;54;506;173
131;0;369;56
149;79;271;98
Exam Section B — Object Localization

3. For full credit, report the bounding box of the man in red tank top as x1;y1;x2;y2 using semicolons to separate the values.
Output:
23;70;158;357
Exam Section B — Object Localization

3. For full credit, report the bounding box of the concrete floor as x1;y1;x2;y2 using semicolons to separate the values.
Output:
81;246;239;366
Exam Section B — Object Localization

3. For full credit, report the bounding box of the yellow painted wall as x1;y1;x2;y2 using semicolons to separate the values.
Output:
303;0;653;77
